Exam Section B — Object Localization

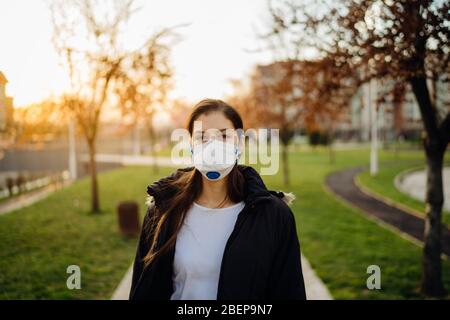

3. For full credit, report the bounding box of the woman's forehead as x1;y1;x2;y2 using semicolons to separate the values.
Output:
193;112;235;131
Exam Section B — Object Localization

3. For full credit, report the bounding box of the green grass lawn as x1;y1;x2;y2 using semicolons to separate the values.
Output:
259;147;450;299
0;166;174;299
0;147;449;299
357;154;450;226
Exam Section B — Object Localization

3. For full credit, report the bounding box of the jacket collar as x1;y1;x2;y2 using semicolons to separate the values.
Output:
146;165;295;210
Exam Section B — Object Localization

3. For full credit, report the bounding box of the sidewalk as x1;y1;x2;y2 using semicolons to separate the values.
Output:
111;254;333;300
325;166;450;256
111;264;133;300
0;181;72;216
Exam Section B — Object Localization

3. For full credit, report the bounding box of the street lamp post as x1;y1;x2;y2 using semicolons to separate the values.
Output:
369;78;378;176
68;119;77;181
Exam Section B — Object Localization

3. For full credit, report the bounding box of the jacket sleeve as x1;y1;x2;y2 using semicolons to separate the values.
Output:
129;204;155;299
268;205;307;300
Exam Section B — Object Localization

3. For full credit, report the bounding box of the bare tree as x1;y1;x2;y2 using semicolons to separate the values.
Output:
232;56;358;184
300;57;359;164
50;0;140;213
266;0;450;296
114;26;182;173
250;60;307;186
248;1;360;183
377;80;408;156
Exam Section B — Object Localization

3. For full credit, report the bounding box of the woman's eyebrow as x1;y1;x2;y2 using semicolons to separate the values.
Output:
200;128;233;133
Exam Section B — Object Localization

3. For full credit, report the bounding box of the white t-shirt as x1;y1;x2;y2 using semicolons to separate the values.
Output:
170;200;245;300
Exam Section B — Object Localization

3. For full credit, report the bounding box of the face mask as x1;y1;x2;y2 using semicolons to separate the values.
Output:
191;139;241;181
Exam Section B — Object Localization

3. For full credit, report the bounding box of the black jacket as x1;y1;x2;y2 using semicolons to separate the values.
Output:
129;165;307;300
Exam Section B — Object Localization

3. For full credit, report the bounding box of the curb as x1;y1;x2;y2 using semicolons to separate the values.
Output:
322;179;426;251
354;174;425;220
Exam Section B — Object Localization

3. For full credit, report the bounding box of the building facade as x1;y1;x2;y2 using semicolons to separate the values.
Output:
347;79;423;142
0;71;14;132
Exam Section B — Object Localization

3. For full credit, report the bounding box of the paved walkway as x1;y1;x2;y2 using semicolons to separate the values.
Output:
395;167;450;212
325;166;450;256
0;181;72;216
111;264;133;300
111;254;333;300
300;254;333;300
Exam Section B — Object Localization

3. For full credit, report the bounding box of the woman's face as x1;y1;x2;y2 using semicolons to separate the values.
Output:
191;112;240;147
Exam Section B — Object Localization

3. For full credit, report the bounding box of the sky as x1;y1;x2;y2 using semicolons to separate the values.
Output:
0;0;274;108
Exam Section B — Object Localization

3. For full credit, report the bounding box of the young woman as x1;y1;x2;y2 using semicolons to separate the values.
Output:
129;99;306;300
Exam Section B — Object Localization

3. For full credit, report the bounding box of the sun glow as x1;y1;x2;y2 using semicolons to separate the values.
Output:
0;0;272;109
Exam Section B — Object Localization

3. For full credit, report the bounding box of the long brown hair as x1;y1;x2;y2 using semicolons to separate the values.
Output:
143;99;245;267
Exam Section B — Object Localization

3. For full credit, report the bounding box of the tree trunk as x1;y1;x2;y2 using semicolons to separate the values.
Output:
88;141;100;213
420;146;446;296
410;75;447;296
281;143;290;186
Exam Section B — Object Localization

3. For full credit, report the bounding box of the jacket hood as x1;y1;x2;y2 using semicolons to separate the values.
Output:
145;165;295;209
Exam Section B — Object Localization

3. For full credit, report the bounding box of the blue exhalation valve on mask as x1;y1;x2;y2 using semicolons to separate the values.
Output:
206;171;221;180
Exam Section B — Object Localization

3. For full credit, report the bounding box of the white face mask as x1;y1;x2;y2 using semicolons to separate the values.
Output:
191;139;241;181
